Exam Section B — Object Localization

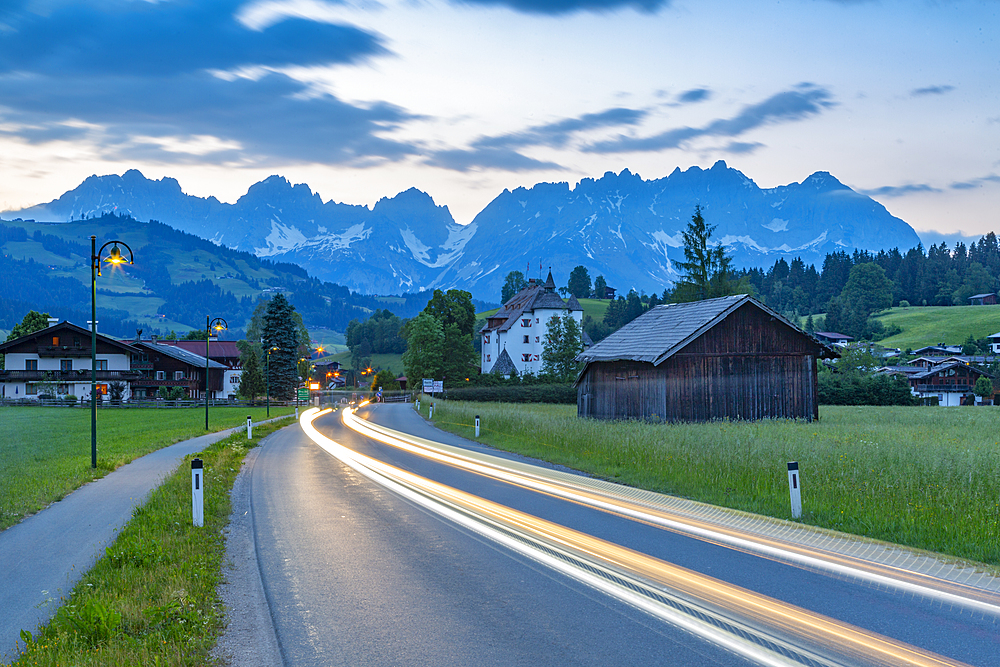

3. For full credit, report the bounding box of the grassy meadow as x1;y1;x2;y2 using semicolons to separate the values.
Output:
0;406;295;532
875;304;1000;350
5;416;295;666
420;399;1000;567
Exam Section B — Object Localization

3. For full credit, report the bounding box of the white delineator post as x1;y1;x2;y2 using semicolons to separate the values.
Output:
429;404;434;419
415;399;420;412
787;461;802;519
246;415;252;439
475;415;480;437
192;458;204;527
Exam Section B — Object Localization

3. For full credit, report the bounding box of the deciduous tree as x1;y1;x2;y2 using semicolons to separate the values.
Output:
541;314;584;382
403;312;444;385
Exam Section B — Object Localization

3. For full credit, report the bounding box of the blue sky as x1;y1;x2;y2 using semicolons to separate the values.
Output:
1;0;997;237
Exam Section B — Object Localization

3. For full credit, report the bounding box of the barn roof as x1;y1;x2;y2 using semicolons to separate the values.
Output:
576;294;831;368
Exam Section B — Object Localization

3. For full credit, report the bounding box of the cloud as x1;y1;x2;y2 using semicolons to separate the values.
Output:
860;183;941;197
0;71;420;165
453;0;668;14
0;2;384;76
677;88;711;104
723;141;763;154
0;1;419;166
425;147;563;171
585;84;834;153
474;107;646;150
426;106;644;172
950;174;1000;190
911;85;955;96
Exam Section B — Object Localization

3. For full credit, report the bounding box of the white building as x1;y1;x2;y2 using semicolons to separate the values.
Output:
989;331;1000;354
0;321;140;402
480;272;584;376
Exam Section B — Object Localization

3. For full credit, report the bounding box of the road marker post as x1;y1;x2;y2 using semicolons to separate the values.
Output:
787;461;802;519
429;404;434;419
415;398;420;412
246;415;252;439
192;458;204;527
475;415;480;437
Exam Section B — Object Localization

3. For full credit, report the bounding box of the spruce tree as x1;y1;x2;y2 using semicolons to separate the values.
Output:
262;293;300;400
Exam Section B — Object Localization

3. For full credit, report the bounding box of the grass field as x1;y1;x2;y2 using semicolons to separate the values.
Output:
875;305;1000;350
421;400;1000;567
5;416;295;666
0;406;295;532
322;350;405;375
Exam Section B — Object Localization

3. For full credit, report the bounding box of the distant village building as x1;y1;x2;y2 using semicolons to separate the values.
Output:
129;341;227;400
575;295;836;422
812;331;853;346
162;339;243;399
0;321;140;401
879;356;995;406
989;332;1000;354
480;272;584;376
968;293;997;306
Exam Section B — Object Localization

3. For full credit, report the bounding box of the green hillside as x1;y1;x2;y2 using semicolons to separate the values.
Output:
321;350;405;376
874;305;1000;350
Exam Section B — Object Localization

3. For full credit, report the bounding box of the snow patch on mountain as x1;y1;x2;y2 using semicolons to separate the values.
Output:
256;221;309;256
762;218;789;232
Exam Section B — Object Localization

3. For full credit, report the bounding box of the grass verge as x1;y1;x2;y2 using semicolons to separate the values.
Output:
4;415;296;666
418;398;1000;567
0;406;295;532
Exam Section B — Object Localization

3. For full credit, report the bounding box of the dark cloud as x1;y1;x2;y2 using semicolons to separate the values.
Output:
0;1;418;166
474;107;646;150
454;0;667;14
951;175;1000;190
860;184;941;197
586;84;834;153
911;85;955;96
0;71;419;164
723;141;763;154
677;88;711;104
426;146;563;171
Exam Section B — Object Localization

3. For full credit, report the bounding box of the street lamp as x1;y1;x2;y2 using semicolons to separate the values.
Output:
91;237;134;469
205;316;228;430
265;345;280;417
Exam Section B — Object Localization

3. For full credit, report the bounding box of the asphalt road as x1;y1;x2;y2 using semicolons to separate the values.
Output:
247;405;999;666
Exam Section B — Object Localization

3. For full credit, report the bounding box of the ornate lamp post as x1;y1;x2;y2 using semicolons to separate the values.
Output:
265;346;280;417
91;237;134;469
205;316;228;430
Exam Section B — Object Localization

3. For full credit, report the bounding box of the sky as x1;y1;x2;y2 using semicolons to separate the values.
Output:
0;0;998;238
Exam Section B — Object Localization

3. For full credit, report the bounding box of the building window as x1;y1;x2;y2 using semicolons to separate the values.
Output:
57;383;70;395
521;319;531;327
175;371;185;381
96;360;108;371
523;335;529;344
156;371;166;381
534;354;539;361
535;318;539;324
25;359;37;371
73;337;80;346
26;383;37;395
535;336;539;343
484;334;490;344
522;353;531;362
52;336;59;346
486;354;491;362
61;359;72;372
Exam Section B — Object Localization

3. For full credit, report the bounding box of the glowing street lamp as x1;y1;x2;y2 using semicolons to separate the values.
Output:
205;316;228;430
91;237;134;469
265;346;280;417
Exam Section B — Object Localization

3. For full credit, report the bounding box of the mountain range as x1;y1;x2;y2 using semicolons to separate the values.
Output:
5;162;922;300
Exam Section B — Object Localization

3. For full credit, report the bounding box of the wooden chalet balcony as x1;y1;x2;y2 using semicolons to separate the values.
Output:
36;344;93;358
0;369;142;381
912;384;975;393
130;378;199;388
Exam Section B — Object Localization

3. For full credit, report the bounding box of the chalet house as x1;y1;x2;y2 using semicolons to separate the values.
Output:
989;332;1000;354
129;341;226;400
480;272;584;376
912;345;963;356
968;293;997;306
162;339;243;399
0;321;140;401
812;331;854;346
904;360;992;406
575;295;837;423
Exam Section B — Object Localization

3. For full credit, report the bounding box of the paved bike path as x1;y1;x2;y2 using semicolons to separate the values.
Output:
0;416;293;663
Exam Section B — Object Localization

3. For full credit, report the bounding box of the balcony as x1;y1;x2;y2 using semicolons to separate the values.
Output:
36;344;93;358
912;384;975;394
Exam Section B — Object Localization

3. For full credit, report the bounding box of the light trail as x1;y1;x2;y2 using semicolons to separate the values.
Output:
340;406;1000;618
300;408;971;667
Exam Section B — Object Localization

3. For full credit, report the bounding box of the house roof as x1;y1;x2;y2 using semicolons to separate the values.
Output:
576;294;832;367
813;331;853;341
161;340;242;359
0;320;137;354
969;293;996;299
491;348;517;375
481;271;577;333
133;341;227;369
908;360;993;380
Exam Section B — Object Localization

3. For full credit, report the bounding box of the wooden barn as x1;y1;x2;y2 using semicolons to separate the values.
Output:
575;295;837;422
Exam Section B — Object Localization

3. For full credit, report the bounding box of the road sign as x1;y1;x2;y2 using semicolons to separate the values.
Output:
297;388;309;401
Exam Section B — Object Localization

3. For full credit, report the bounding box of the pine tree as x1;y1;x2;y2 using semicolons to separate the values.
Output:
262;293;300;400
237;341;265;404
672;204;738;302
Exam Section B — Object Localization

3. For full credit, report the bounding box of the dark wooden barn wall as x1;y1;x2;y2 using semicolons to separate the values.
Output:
577;303;821;422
